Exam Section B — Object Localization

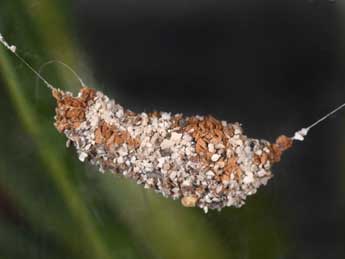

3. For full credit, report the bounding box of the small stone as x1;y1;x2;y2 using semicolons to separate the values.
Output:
211;154;221;162
243;172;254;184
206;170;215;179
218;161;225;168
181;196;198;207
170;132;182;142
182;180;191;186
208;143;215;153
160;139;174;149
257;169;267;177
78;152;88;162
117;157;124;164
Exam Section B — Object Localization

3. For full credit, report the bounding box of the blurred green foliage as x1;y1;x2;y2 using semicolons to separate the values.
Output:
0;1;290;259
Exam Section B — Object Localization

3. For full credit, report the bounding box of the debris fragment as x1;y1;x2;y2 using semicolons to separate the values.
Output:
53;87;292;212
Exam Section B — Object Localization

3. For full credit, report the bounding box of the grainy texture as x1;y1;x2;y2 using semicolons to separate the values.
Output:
53;87;292;212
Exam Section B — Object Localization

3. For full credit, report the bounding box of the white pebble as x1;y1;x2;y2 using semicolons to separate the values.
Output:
208;143;215;153
211;154;221;162
78;152;88;162
243;172;254;184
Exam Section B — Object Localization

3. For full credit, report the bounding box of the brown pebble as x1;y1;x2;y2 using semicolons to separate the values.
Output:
181;196;198;207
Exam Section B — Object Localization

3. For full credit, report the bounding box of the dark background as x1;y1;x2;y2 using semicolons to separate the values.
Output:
75;0;344;257
0;0;344;258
